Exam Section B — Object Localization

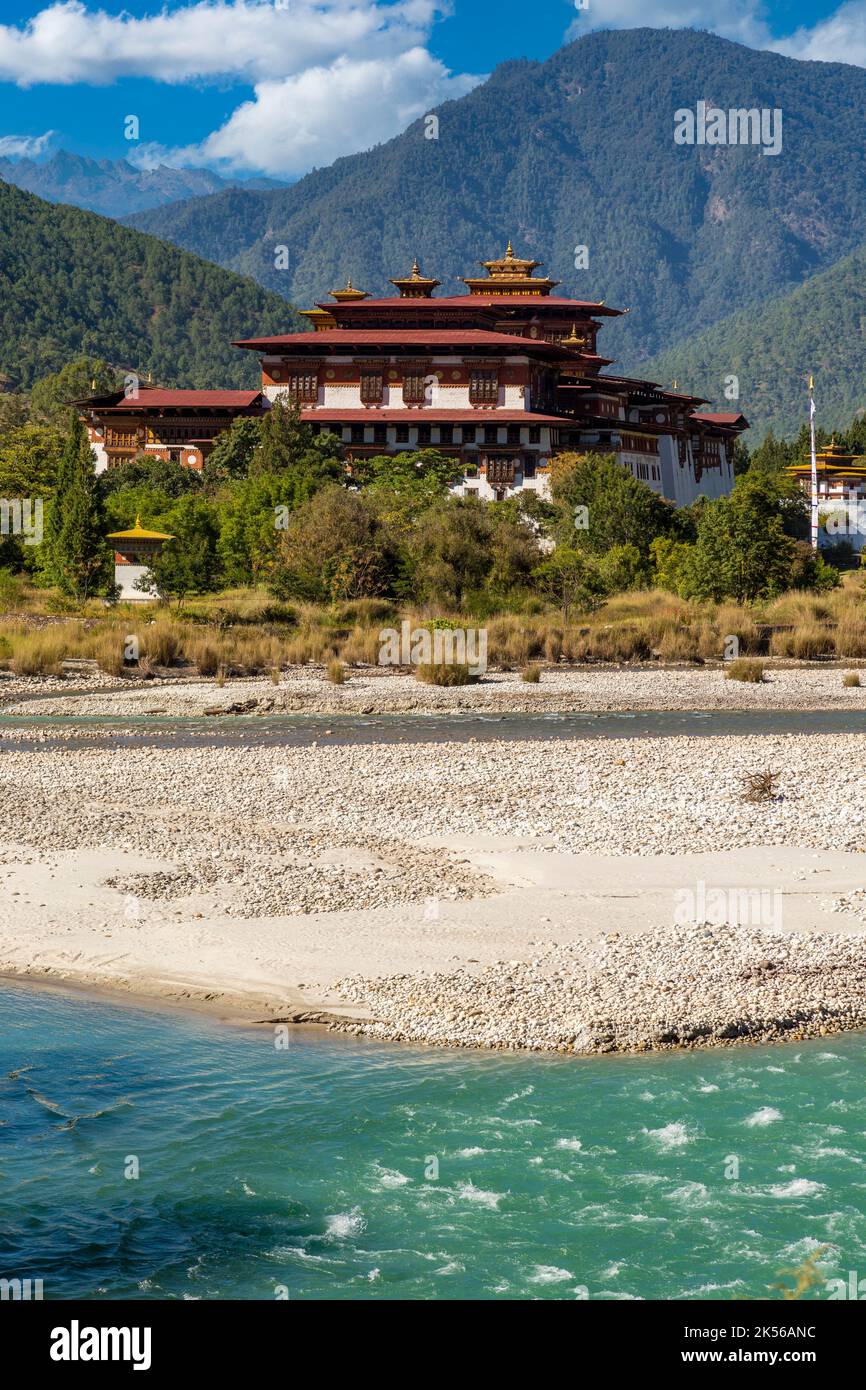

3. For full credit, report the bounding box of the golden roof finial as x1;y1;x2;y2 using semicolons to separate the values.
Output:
464;241;558;296
329;278;369;302
389;257;440;298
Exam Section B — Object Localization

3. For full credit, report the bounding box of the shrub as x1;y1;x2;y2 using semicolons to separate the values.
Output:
725;658;766;683
88;631;127;676
835;619;866;658
655;624;702;662
521;663;542;683
142;622;182;667
188;638;223;677
769;623;836;659
415;663;479;687
843;671;862;688
741;770;781;802
0;569;26;611
10;630;70;676
326;659;346;684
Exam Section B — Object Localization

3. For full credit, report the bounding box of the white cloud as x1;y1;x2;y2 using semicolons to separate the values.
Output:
771;1;866;66
564;0;866;67
0;0;450;87
0;130;56;158
137;47;481;177
565;1;773;48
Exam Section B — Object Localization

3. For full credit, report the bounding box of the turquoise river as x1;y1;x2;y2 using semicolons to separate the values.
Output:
0;979;863;1300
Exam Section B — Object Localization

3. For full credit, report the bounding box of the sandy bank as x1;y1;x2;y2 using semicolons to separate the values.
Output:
1;729;866;1047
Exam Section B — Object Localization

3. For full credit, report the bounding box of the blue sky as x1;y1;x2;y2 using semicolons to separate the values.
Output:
0;0;859;178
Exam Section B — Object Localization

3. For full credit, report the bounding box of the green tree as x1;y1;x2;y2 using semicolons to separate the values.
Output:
29;358;121;427
0;422;63;498
249;399;344;500
650;536;695;594
595;543;651;591
532;547;606;621
409;496;495;608
203;417;263;487
681;472;798;602
142;495;221;603
46;413;111;598
269;485;397;603
550;452;673;555
100;455;202;500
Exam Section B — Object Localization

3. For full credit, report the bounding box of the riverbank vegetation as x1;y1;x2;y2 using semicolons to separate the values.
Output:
1;358;865;679
2;580;866;680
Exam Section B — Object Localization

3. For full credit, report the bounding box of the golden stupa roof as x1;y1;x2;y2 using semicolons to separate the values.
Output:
389;257;441;297
107;515;175;542
329;278;369;302
462;240;559;296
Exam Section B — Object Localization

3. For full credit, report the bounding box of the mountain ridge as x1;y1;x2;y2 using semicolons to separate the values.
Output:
125;27;866;368
641;239;866;439
0;178;301;390
0;150;284;219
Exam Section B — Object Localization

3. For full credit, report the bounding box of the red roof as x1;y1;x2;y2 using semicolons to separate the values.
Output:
691;411;749;428
301;408;571;425
234;329;590;357
97;389;263;411
324;296;623;316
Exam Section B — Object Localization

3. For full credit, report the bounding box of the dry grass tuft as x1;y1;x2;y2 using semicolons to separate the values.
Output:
725;658;766;683
415;662;479;687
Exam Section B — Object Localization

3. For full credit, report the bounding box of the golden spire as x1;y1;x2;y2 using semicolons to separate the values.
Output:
563;323;585;349
462;240;559;297
329;278;369;302
389;257;440;298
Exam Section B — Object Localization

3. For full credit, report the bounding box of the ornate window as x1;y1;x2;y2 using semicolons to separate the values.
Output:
469;369;499;405
360;370;383;405
285;371;319;404
402;371;428;404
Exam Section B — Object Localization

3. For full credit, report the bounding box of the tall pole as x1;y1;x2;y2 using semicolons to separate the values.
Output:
809;373;818;551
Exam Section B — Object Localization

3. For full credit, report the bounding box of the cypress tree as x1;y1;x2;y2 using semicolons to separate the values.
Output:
48;411;112;599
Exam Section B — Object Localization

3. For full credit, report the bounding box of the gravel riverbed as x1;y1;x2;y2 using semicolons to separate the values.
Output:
3;663;866;716
335;923;866;1053
3;728;866;1050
